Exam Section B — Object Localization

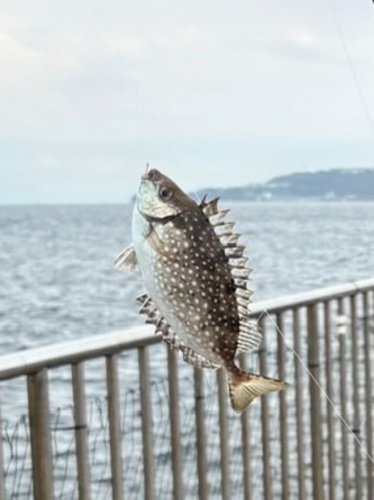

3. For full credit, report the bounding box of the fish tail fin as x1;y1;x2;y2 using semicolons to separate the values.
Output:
228;368;289;413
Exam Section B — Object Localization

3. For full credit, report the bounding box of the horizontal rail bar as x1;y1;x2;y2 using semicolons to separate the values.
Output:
249;278;374;316
0;326;156;381
0;278;373;381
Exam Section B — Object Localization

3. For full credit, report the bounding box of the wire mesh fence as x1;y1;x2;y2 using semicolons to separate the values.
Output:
0;289;374;499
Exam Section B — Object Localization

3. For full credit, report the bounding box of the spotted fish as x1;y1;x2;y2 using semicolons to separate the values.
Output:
115;168;289;412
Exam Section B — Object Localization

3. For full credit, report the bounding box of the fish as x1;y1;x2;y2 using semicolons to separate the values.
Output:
115;168;289;412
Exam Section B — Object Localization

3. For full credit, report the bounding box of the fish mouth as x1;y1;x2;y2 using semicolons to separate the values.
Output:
141;163;150;182
141;168;161;183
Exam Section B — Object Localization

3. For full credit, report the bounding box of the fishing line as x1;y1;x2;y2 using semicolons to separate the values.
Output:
253;290;374;466
327;0;374;141
91;0;154;171
192;190;202;204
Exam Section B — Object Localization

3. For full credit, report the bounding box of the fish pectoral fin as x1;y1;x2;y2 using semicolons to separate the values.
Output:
229;370;290;413
114;244;138;272
146;227;168;256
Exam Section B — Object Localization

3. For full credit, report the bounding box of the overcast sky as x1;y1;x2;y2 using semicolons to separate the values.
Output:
1;1;374;203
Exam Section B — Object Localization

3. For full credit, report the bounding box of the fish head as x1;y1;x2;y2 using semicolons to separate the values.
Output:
137;168;194;220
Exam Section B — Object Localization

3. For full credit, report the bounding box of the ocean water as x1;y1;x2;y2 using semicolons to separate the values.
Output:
0;201;373;498
1;201;373;353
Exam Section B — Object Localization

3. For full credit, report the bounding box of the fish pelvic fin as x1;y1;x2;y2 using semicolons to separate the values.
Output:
228;368;289;413
114;245;138;272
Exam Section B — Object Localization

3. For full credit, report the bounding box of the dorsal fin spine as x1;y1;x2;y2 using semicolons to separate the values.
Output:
229;257;249;267
202;197;220;217
209;209;230;224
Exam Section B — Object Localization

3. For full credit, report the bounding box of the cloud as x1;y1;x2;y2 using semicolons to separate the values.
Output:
0;0;374;203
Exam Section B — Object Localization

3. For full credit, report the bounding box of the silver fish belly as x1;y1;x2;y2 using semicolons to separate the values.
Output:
133;206;238;367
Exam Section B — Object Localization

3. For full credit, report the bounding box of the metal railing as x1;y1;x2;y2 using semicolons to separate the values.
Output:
0;278;374;499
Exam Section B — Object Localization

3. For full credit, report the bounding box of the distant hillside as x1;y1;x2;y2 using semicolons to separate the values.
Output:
196;169;374;201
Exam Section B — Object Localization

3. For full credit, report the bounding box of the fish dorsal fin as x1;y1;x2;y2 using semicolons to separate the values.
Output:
201;197;220;217
236;320;263;352
136;293;219;369
202;197;261;352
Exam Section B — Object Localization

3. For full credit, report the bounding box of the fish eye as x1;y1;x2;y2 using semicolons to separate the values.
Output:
159;186;173;201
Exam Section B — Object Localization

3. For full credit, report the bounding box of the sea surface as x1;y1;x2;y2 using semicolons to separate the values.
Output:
1;201;373;353
0;201;373;498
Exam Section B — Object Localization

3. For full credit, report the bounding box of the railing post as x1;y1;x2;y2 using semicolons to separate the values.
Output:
106;355;125;500
217;368;231;500
240;353;252;500
194;368;209;500
167;348;184;500
72;362;91;500
0;395;6;500
258;316;273;500
337;298;350;500
307;304;324;500
363;291;374;499
27;369;54;500
350;294;362;499
323;301;336;500
292;308;306;500
138;346;156;500
276;312;289;500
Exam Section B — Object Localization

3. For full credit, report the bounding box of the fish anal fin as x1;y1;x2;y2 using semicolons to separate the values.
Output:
136;293;155;314
136;293;218;369
114;244;138;271
136;293;149;304
180;345;219;369
229;370;289;413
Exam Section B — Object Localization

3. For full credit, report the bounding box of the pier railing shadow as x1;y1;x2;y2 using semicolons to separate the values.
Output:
0;278;374;499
